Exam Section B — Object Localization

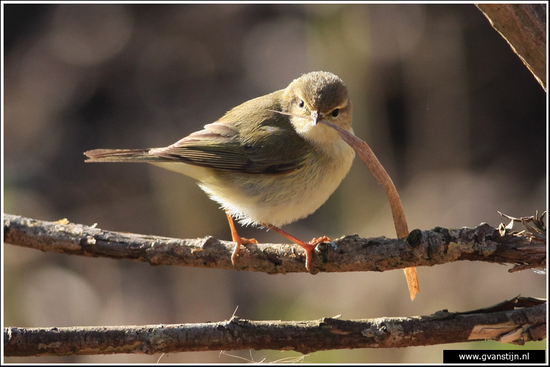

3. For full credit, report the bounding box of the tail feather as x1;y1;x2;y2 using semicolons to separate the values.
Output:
84;149;169;163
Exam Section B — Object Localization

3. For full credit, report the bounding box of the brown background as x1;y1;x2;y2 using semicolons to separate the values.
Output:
3;3;546;363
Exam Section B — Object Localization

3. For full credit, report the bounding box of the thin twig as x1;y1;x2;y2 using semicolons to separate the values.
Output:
320;120;419;299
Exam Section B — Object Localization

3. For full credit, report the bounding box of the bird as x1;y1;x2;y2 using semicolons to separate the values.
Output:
84;71;355;271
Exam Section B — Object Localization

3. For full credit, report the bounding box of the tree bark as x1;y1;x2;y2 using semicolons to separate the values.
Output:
4;214;545;357
4;296;545;357
476;4;547;91
3;213;546;274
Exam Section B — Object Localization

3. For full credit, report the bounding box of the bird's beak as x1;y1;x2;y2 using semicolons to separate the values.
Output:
311;111;322;125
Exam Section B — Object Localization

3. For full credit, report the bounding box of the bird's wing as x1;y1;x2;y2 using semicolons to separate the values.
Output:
154;118;309;174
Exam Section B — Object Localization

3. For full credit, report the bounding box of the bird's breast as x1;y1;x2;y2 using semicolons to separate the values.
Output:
200;138;355;227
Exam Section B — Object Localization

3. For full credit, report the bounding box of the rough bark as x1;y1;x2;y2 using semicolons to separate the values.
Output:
4;297;545;357
476;4;547;91
3;213;546;275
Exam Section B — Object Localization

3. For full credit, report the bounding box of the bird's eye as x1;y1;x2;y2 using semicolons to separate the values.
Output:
331;108;340;117
298;99;305;108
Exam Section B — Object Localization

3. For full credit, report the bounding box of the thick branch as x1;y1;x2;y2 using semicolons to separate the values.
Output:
4;296;545;357
476;4;547;91
3;214;546;274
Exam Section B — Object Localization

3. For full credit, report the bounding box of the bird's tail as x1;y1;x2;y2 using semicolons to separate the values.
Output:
84;149;168;163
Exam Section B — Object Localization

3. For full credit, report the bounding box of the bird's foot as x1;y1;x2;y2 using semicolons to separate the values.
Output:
225;210;258;266
263;223;331;271
230;236;258;266
301;236;331;271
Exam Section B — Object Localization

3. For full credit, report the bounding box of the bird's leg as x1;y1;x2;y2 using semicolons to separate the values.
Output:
225;210;258;266
263;224;329;271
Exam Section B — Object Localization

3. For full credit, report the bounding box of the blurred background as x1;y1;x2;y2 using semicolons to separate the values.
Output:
3;3;546;363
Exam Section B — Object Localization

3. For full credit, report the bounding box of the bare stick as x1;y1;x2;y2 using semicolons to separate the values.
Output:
4;296;545;357
4;212;545;274
321;121;419;299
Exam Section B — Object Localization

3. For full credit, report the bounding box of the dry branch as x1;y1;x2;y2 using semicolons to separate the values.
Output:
476;4;547;91
4;296;545;357
3;213;546;274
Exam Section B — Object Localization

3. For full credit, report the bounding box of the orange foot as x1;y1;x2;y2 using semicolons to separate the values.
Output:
225;211;258;266
264;224;330;271
302;236;331;270
230;235;258;266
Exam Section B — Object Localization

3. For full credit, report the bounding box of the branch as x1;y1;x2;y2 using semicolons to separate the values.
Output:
3;213;546;274
476;4;547;91
4;296;545;357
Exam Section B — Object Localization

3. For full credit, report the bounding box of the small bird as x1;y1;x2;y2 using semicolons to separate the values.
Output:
85;71;355;271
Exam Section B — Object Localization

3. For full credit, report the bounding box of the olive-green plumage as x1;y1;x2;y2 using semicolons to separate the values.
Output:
85;71;355;228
